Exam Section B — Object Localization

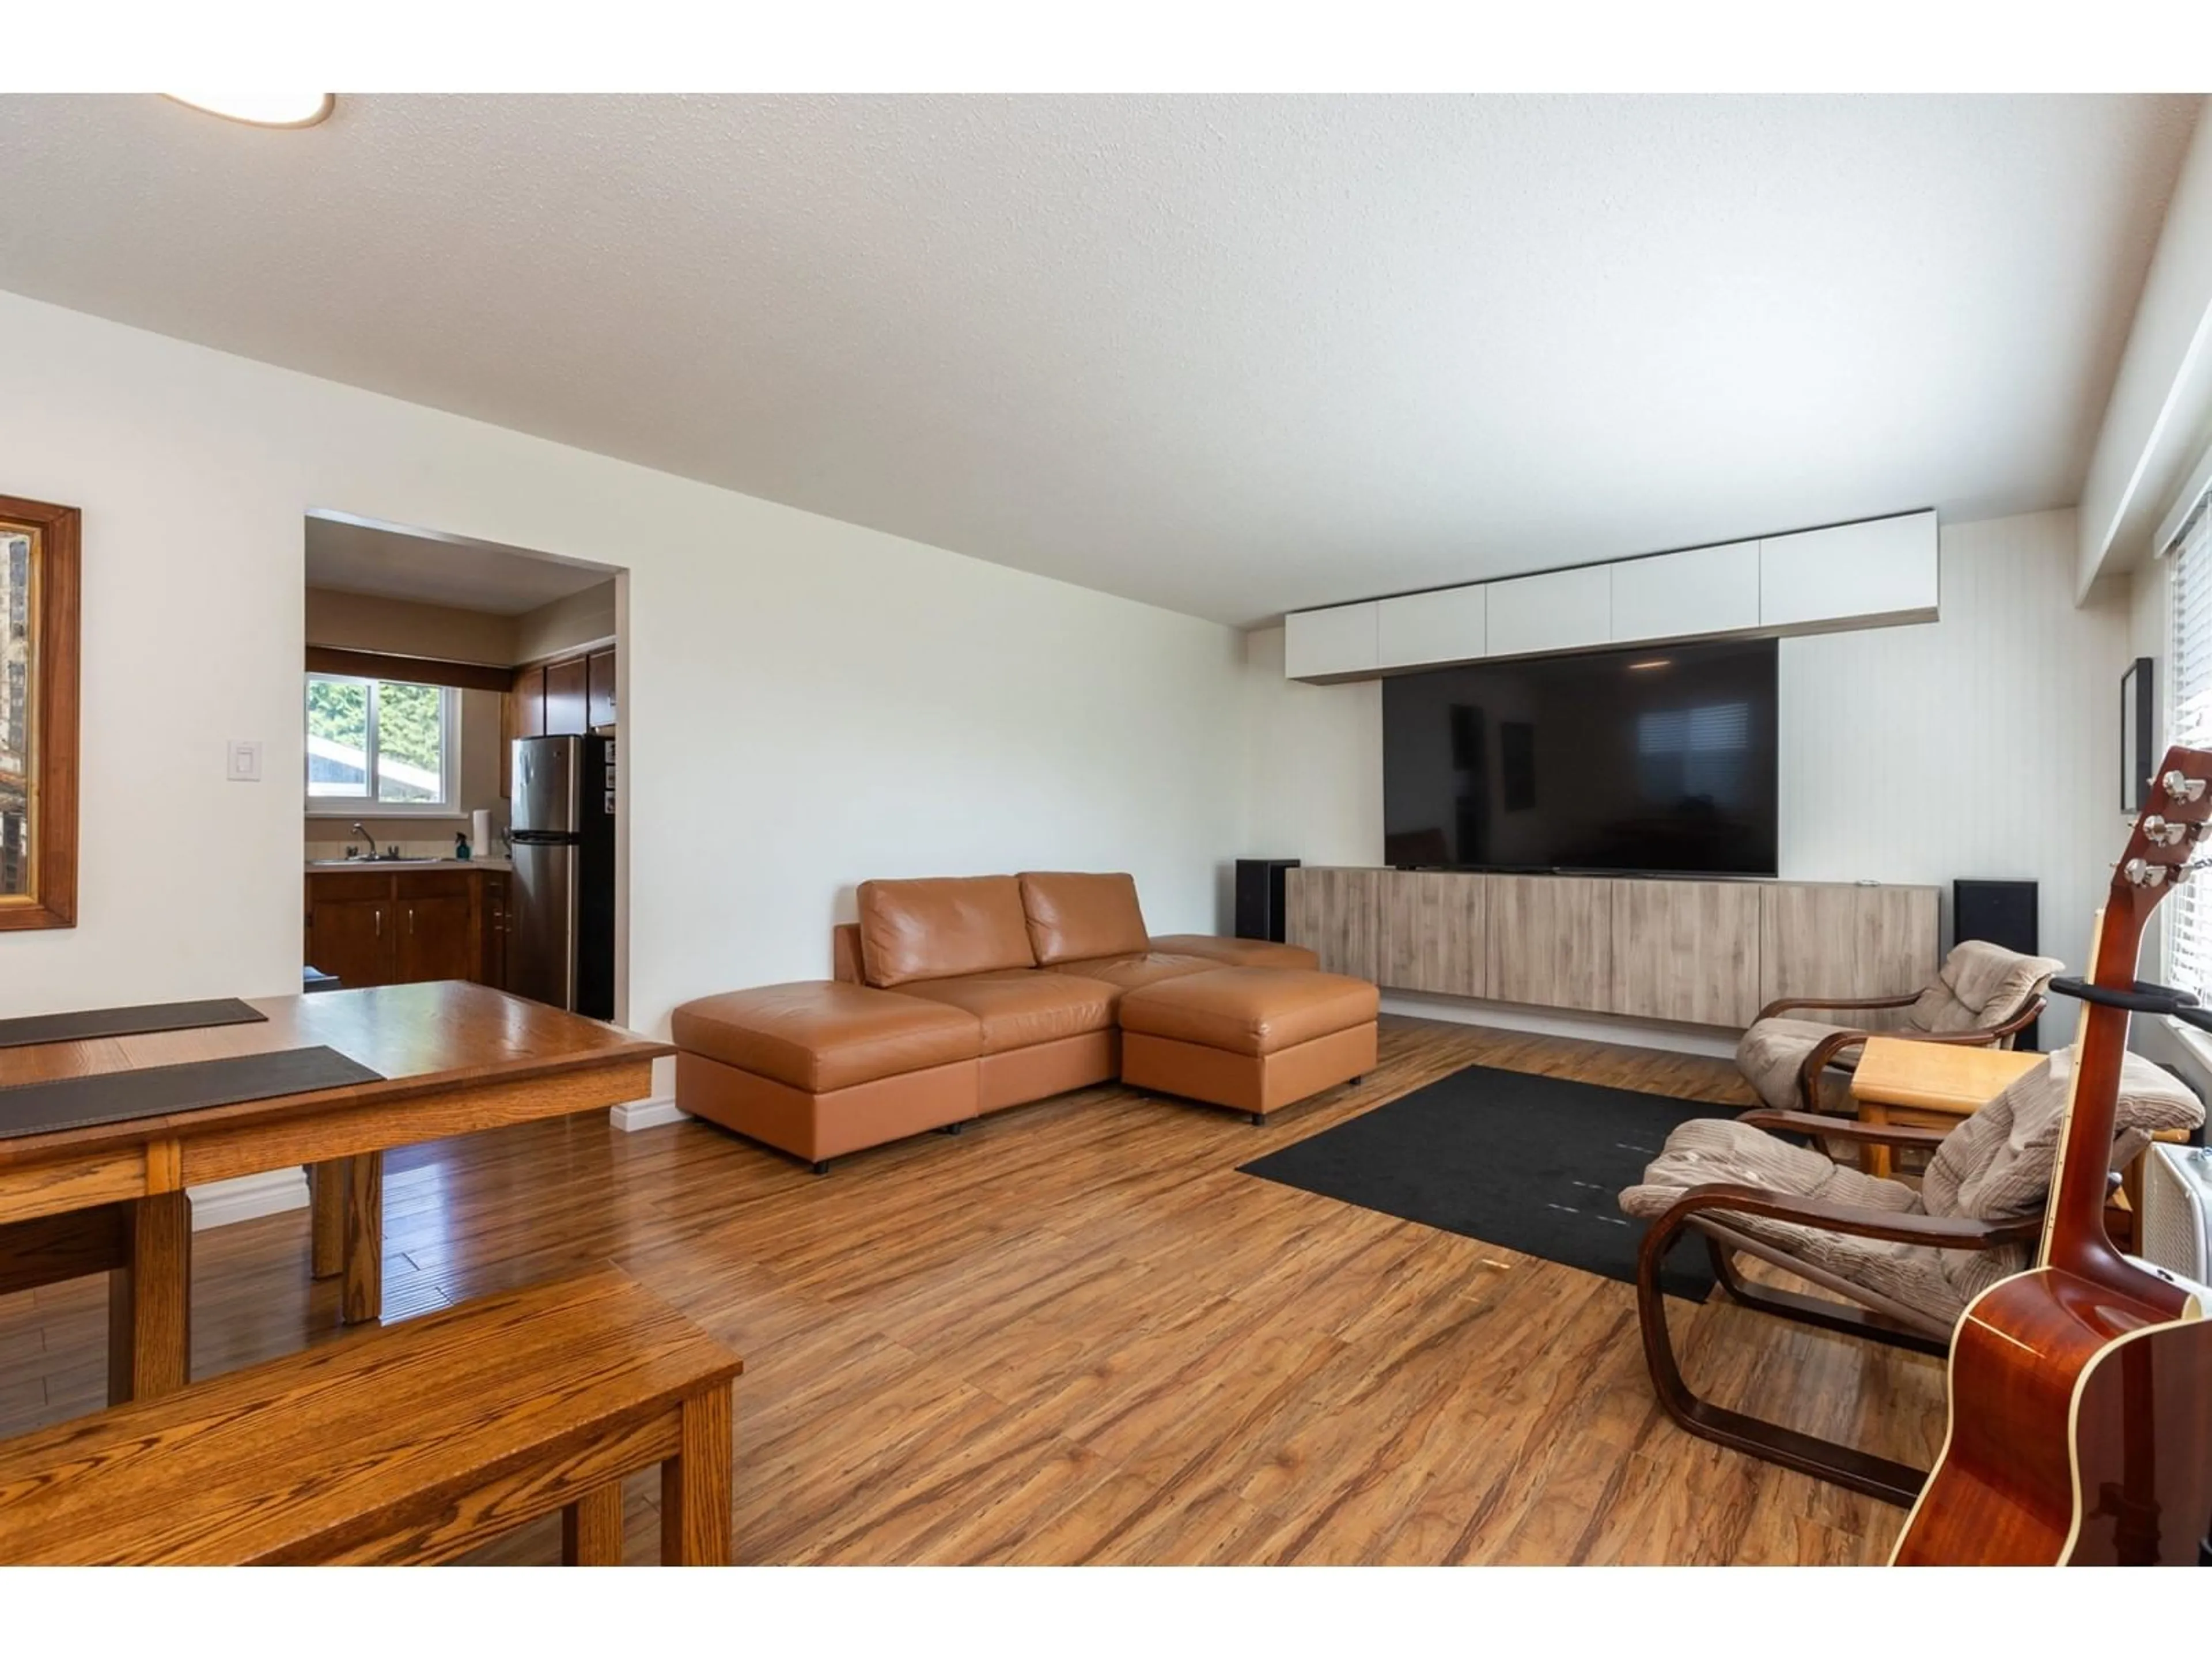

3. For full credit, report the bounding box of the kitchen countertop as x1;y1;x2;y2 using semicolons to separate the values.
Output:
304;857;512;873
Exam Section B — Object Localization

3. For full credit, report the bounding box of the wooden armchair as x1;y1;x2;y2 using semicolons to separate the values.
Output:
1735;939;2062;1113
1747;987;2047;1113
1619;1051;2202;1506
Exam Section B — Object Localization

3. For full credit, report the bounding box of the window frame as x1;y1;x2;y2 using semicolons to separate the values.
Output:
303;671;462;817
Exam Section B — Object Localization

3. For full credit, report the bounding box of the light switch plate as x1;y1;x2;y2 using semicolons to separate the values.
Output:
226;740;263;782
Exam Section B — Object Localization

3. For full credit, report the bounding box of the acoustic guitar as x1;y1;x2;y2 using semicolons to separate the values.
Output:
1892;744;2212;1566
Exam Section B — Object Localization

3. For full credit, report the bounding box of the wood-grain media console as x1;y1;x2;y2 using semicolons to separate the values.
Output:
1285;868;1940;1030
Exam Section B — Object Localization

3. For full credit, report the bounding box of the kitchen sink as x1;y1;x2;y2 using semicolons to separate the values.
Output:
306;856;446;866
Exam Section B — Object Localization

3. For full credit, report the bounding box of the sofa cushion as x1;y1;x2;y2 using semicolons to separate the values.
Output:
1119;967;1380;1056
1043;953;1214;995
897;969;1119;1055
1148;934;1321;971
857;876;1036;987
1017;872;1152;965
671;982;981;1093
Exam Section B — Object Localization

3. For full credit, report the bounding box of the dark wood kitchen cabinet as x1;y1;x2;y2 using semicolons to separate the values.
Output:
301;872;395;991
512;664;547;739
480;872;510;990
586;647;616;729
544;655;589;737
305;868;509;991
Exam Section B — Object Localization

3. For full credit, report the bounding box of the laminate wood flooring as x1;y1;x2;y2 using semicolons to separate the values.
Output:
0;1014;1942;1564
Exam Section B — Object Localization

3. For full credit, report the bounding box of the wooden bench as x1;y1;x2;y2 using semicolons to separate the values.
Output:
0;1268;742;1565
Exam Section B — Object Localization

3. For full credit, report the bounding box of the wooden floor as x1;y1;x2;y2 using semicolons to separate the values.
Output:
0;1014;1944;1564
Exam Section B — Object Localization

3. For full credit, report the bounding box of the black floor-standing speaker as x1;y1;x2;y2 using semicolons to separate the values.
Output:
1236;859;1301;942
1953;879;2041;1050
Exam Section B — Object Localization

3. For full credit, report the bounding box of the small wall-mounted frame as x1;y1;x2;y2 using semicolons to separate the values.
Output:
2122;656;2154;814
0;494;81;931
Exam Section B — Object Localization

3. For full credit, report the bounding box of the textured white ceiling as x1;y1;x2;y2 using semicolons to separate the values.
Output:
304;516;616;614
0;94;2198;626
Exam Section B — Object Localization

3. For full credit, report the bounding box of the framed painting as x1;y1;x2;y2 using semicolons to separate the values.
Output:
0;494;81;931
2120;655;2153;815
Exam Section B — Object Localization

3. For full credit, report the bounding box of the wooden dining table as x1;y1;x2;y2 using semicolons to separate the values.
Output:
0;982;669;1404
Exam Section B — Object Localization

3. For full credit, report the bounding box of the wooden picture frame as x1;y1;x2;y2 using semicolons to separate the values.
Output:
0;494;81;931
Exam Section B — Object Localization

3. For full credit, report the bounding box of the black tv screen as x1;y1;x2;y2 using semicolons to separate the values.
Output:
1381;638;1778;877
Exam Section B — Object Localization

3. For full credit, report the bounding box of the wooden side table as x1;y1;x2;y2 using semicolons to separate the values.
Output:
1846;1039;2046;1179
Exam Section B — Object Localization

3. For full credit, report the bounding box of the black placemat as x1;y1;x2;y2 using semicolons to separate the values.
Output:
1240;1062;1721;1303
0;998;269;1050
0;1047;385;1141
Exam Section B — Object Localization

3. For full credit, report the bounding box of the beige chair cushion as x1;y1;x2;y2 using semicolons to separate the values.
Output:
1734;1016;1859;1111
1622;1050;2204;1327
1919;1047;2200;1221
1907;940;2064;1034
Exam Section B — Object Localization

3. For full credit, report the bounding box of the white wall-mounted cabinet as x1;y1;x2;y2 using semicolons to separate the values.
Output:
1609;538;1760;645
1281;509;1940;681
1377;584;1487;669
1758;510;1938;631
1282;600;1379;680
1485;564;1611;659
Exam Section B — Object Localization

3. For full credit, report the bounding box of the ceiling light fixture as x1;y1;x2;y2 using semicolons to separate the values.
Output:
1627;658;1672;671
164;93;335;129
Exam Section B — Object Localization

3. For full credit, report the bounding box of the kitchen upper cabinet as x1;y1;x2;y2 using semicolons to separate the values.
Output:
586;648;617;729
1484;565;1611;659
512;665;547;738
544;656;589;737
1377;586;1487;670
1283;601;1380;680
1609;539;1760;645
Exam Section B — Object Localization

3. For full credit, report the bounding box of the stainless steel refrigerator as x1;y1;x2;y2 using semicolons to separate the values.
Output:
509;734;616;1018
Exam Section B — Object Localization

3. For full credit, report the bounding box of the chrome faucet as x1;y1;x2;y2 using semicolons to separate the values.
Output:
351;822;380;859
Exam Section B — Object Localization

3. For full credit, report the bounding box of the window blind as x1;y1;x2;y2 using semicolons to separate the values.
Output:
2166;488;2212;1001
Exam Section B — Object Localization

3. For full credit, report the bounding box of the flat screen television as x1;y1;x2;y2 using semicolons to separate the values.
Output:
1381;637;1778;877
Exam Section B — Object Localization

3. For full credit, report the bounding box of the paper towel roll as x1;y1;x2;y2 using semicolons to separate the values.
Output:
471;808;494;857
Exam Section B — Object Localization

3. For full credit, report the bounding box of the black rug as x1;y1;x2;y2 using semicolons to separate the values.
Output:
1239;1063;1721;1302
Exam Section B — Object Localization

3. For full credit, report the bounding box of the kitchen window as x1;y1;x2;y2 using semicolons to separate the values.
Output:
305;672;459;813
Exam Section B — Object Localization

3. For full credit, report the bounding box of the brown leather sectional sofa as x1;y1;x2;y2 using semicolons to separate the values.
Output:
671;871;1378;1171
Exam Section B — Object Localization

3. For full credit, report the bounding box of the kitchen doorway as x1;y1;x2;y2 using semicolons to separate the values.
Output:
299;512;630;1020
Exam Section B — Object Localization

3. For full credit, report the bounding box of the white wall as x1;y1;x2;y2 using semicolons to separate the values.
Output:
513;581;618;664
0;292;1247;1040
1241;625;1382;865
1244;509;2131;979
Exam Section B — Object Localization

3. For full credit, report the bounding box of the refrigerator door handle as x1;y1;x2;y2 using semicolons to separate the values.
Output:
562;850;579;1010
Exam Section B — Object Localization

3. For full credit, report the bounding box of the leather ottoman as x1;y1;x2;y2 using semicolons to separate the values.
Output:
1117;967;1379;1124
671;982;982;1172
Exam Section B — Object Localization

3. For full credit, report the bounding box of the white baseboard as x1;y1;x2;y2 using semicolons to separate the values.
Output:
610;1096;690;1132
1380;991;1740;1060
188;1167;309;1232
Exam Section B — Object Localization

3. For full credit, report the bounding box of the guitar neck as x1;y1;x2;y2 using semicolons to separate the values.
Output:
2042;747;2212;1277
2040;907;2136;1274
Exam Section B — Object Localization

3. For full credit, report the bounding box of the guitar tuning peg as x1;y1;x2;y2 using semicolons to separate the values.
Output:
2161;770;2207;804
2124;857;2171;888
